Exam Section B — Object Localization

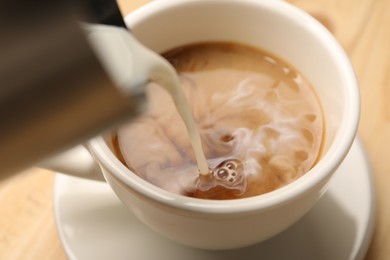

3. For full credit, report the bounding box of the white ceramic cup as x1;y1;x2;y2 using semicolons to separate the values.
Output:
42;0;359;250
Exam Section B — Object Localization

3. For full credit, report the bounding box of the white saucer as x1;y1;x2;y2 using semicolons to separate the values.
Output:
54;139;375;260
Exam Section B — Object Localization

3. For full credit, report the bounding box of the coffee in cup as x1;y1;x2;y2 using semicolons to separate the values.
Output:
112;41;324;200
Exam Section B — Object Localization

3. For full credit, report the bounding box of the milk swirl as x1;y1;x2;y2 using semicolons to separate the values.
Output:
114;43;324;199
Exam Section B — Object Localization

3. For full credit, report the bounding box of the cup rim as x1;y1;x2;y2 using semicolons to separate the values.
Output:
89;0;359;215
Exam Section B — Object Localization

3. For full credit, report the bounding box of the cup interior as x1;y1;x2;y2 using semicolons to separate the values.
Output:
91;0;359;211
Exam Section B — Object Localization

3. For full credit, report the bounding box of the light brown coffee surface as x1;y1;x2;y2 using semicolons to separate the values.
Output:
115;42;324;199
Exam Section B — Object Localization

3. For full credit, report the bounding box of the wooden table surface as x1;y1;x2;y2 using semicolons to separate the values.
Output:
1;0;389;259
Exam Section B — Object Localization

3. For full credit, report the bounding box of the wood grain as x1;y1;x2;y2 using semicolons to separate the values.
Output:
0;0;388;259
285;1;390;259
0;169;66;260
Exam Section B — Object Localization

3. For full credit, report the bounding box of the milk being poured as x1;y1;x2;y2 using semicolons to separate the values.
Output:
146;60;210;175
86;25;210;175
